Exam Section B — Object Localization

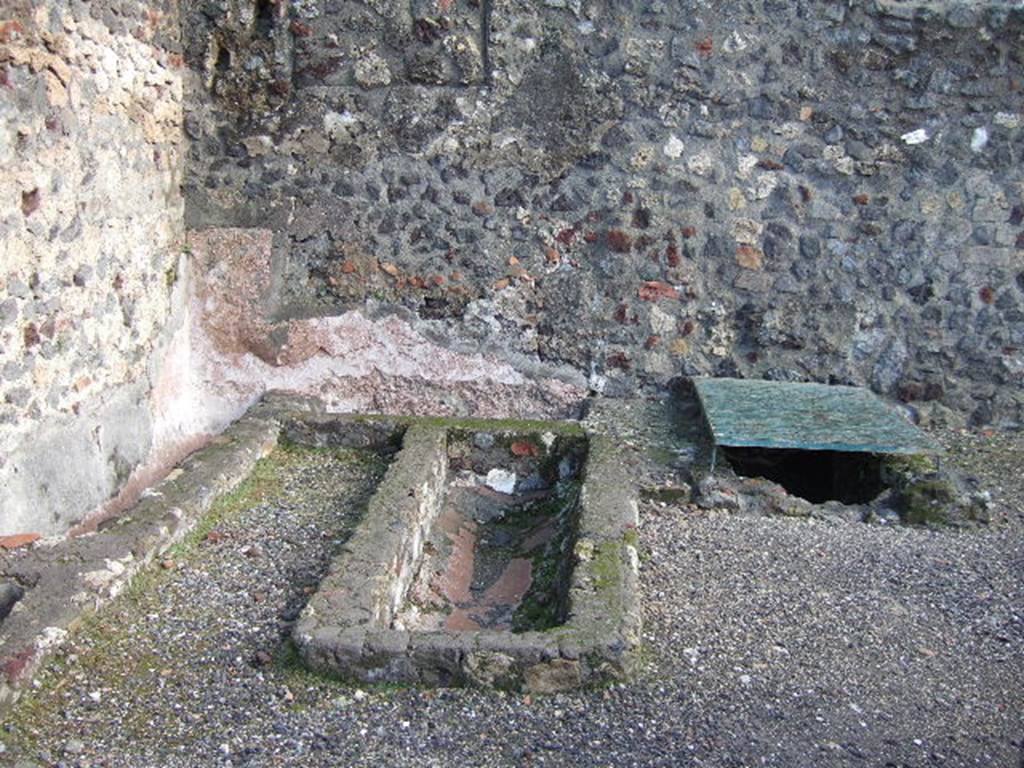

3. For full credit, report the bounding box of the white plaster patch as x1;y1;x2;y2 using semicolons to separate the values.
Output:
177;228;585;437
901;128;929;145
722;30;749;53
83;569;116;590
970;126;989;153
737;153;759;179
188;304;584;438
662;134;685;159
37;627;69;650
649;305;677;335
484;469;517;495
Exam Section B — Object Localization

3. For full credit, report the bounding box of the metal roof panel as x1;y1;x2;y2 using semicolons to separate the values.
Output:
692;377;940;455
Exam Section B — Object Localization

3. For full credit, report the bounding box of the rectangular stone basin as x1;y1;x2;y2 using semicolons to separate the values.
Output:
292;417;640;693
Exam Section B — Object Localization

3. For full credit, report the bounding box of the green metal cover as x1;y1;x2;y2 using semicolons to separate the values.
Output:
692;377;940;455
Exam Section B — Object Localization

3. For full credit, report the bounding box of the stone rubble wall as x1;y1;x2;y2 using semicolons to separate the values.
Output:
0;0;191;535
2;0;1022;537
183;0;1024;428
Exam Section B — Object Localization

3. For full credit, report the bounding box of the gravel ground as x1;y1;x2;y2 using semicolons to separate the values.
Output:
2;428;1022;768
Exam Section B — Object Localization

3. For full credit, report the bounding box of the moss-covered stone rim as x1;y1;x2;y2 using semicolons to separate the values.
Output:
286;411;586;437
288;406;641;691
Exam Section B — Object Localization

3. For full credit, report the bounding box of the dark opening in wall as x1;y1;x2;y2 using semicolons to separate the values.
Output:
0;581;25;626
722;447;885;504
255;0;276;35
215;44;231;72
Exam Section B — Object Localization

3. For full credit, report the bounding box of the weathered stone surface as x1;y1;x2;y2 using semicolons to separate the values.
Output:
0;0;191;535
463;651;517;688
523;658;582;694
294;422;449;645
183;228;588;427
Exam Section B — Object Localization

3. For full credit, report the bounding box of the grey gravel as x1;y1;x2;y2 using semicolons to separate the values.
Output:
2;428;1022;768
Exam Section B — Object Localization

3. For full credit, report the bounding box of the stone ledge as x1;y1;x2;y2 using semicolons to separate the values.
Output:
0;405;280;712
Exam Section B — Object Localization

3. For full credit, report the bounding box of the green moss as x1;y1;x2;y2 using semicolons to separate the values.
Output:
275;640;412;698
779;504;810;518
170;443;386;559
900;478;956;526
13;446;340;731
882;453;939;479
640;486;690;504
6;611;167;750
579;648;632;689
274;638;347;690
645;445;683;467
348;412;585;436
579;670;620;692
586;530;641;623
4;443;394;754
591;541;623;591
167;447;288;558
512;556;563;631
511;482;581;633
634;641;656;670
878;452;965;527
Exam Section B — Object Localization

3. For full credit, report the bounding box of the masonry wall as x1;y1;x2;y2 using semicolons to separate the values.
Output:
0;0;191;535
2;0;1022;537
184;0;1024;428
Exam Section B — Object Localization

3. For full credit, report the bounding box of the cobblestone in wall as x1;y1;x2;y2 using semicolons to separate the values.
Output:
0;0;186;534
183;0;1024;428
